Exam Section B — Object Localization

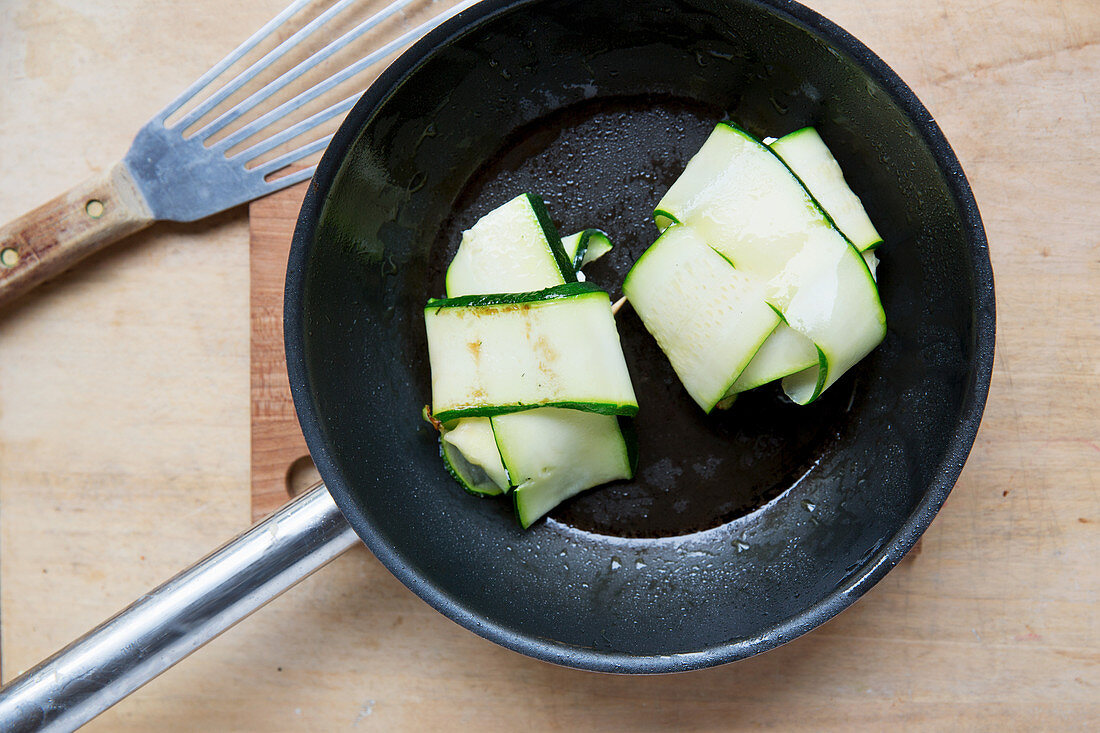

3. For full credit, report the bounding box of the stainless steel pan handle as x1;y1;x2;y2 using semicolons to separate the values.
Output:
0;483;358;732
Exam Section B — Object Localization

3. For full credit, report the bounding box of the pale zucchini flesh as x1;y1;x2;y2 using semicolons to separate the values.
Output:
561;229;614;270
495;408;633;528
441;417;510;496
725;322;817;395
580;232;613;267
724;226;877;402
719;132;883;399
656;123;831;280
765;227;884;402
425;283;638;422
623;225;779;412
652;125;745;233
769;127;882;251
445;193;575;297
863;249;879;280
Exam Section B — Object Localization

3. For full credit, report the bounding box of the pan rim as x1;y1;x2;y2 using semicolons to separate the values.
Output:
285;0;996;673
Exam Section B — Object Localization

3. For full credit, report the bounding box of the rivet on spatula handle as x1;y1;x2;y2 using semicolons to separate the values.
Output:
0;161;154;309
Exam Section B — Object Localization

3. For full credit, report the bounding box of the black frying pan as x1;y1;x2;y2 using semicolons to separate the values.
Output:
287;0;994;671
0;0;994;727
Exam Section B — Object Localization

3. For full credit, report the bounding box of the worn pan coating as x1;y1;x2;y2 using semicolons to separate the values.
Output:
286;0;994;672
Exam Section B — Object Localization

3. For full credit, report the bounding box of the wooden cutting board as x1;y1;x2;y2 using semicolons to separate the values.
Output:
249;182;314;521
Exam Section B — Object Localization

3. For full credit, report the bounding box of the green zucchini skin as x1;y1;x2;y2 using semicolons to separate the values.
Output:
782;345;829;406
425;281;603;310
440;441;505;497
560;230;588;271
561;229;614;271
434;400;638;424
768;127;883;252
445;193;576;298
618;416;639;475
723;322;814;396
653;208;680;231
525;193;578;283
438;416;511;495
579;230;613;267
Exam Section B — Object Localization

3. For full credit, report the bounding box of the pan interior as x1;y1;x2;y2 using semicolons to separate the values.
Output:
294;0;986;663
427;95;856;538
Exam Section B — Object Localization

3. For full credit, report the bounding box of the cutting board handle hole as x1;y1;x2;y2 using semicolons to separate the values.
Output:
285;454;319;498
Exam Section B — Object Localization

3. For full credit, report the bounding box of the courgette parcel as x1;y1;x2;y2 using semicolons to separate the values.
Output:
425;193;633;527
629;123;885;410
426;285;637;421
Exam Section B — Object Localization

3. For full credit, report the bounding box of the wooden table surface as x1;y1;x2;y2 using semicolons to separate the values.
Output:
1;0;1097;729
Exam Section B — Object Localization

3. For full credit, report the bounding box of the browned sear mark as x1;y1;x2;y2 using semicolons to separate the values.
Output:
493;303;532;315
423;405;444;434
534;335;558;363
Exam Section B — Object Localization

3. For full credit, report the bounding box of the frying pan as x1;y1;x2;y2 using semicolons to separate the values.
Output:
0;0;995;728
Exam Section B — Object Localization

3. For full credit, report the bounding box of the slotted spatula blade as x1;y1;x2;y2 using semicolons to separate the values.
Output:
0;0;476;309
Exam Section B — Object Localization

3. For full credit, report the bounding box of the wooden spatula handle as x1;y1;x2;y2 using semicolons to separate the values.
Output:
0;161;155;309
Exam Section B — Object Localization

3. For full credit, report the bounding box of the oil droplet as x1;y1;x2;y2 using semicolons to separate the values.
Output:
635;559;647;570
802;500;817;513
735;540;750;553
610;558;621;570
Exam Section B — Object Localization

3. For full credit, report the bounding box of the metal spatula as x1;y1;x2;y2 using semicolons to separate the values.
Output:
0;0;476;309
